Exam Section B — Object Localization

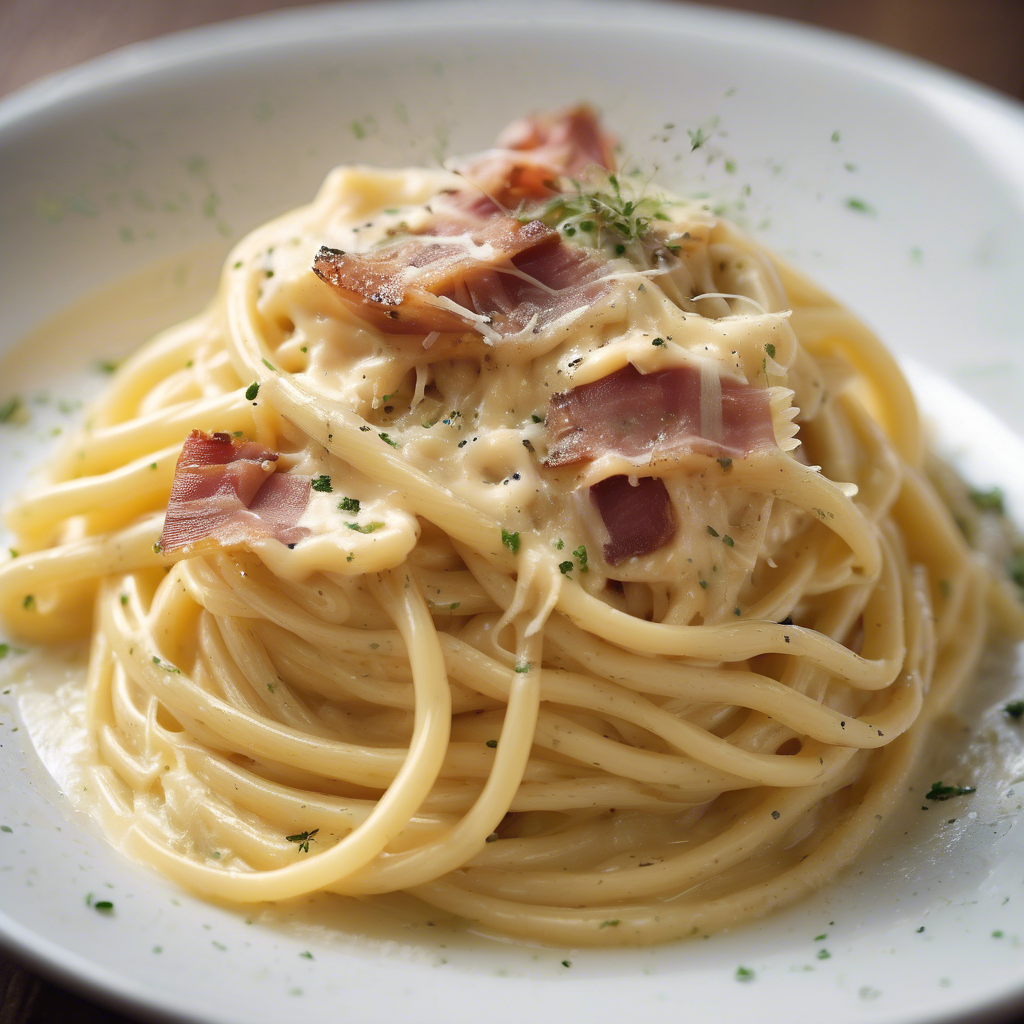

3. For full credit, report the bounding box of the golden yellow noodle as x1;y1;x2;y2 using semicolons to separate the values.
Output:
0;151;1017;947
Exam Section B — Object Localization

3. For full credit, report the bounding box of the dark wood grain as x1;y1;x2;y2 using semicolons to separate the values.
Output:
1;0;1022;100
0;1;1022;1021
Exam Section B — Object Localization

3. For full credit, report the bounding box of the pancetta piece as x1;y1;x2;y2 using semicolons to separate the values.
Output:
590;475;676;565
313;217;611;339
494;104;617;178
447;105;617;218
159;430;310;552
545;364;776;468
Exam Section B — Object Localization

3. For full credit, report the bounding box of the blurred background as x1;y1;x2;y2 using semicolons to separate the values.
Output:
2;0;1023;101
0;0;1022;1021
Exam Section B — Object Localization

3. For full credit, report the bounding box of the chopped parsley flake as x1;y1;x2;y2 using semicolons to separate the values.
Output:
501;529;521;554
717;457;732;471
925;781;975;801
1010;553;1024;590
651;337;666;347
514;663;532;674
968;487;1004;514
337;496;360;514
817;948;831;960
1003;700;1024;720
707;526;719;538
378;431;399;448
311;475;332;493
572;544;589;573
245;382;259;401
286;829;319;853
345;521;384;534
22;595;34;611
722;535;735;547
94;900;114;912
599;919;620;929
485;739;498;748
765;343;776;359
735;966;755;981
558;560;574;575
845;197;875;215
152;656;181;674
95;359;120;374
0;397;22;423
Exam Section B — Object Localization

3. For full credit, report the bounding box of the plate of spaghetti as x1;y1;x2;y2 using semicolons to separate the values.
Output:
1;3;1023;1023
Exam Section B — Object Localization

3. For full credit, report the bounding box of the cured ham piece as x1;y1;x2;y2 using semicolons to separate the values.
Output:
313;217;611;339
494;105;617;178
159;431;310;553
453;105;617;217
545;364;776;468
590;475;675;565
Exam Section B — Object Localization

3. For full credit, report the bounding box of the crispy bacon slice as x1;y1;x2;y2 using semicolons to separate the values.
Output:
546;364;776;468
590;475;675;565
159;430;310;553
313;217;611;339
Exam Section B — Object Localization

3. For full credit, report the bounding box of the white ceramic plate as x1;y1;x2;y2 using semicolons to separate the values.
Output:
1;3;1023;1022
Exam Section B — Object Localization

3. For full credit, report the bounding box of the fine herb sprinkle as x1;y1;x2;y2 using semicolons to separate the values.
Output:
1002;700;1024;720
573;544;589;572
502;529;521;554
311;475;332;493
0;397;21;423
337;497;360;514
925;781;975;801
245;382;259;401
345;521;384;534
968;487;1005;514
286;829;319;853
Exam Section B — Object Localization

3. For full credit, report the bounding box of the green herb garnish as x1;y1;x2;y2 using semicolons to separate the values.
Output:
572;544;588;573
968;487;1005;514
286;828;319;853
311;475;332;492
0;397;22;423
345;521;384;534
501;529;521;554
245;382;259;401
925;781;975;801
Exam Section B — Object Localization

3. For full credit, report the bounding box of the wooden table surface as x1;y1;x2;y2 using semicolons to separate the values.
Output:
0;0;1022;1021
